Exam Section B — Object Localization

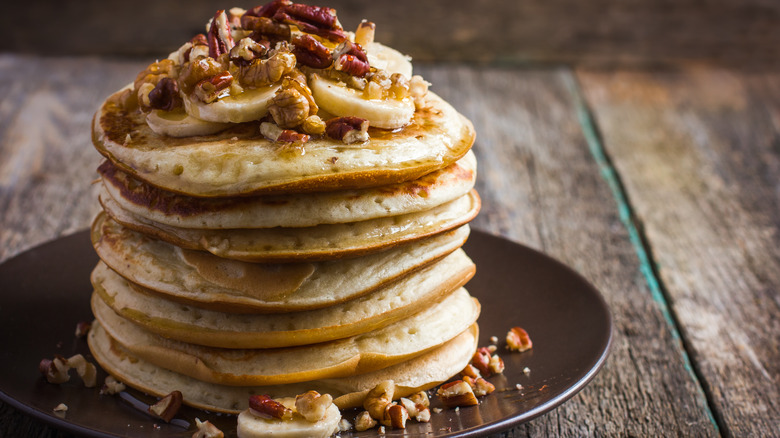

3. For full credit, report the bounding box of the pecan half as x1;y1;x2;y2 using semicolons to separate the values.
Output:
326;116;369;144
193;71;233;103
249;394;293;420
244;0;292;19
245;16;291;44
148;77;183;111
381;404;409;429
274;3;347;42
148;390;183;423
292;34;332;69
207;10;235;58
333;41;370;77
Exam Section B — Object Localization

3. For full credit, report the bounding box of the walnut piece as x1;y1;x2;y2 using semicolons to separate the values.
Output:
238;50;296;87
270;88;310;128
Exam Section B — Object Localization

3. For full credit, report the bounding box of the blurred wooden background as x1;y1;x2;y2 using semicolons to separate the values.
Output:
3;0;780;66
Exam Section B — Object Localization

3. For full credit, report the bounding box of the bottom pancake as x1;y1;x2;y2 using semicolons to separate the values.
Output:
87;321;478;414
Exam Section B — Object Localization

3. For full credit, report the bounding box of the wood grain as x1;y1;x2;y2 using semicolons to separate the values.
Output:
578;67;780;436
0;56;719;436
2;0;780;66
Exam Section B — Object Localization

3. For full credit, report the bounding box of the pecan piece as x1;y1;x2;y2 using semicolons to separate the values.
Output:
326;116;369;144
148;77;183;111
74;321;91;338
355;20;376;46
471;347;493;376
270;88;309;128
193;418;224;438
354;410;377;431
148;390;183;423
245;16;291;44
292;34;332;69
437;380;479;408
506;326;533;352
249;394;293;420
381;404;409;429
230;37;268;66
244;0;292;19
193;71;233;103
207;10;235;58
274;3;347;42
333;41;370;77
238;51;296;87
363;380;394;420
295;390;333;422
39;356;69;384
178;56;223;94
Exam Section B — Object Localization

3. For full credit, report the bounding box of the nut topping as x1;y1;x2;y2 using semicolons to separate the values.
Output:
363;380;395;420
244;0;291;20
437;380;479;408
471;347;493;376
100;375;126;395
207;10;235;58
238;50;296;88
295;390;333;422
506;326;533;352
355;20;376;46
354;410;377;431
193;71;233;103
292;34;332;69
74;321;91;338
273;3;347;42
193;418;224;438
39;356;69;384
333;41;370;77
325;116;369;144
381;404;409;429
148;390;183;423
67;354;97;388
249;394;294;420
148;77;183;111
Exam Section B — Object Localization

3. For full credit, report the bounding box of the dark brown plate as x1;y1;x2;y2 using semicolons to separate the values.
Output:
0;229;611;437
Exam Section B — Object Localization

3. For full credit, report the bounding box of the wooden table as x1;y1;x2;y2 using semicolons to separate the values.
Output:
1;54;778;437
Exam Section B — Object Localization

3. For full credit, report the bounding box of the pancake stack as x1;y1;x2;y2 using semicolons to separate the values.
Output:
86;2;480;416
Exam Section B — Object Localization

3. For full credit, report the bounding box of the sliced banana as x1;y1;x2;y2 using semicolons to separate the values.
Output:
182;84;281;123
237;397;341;438
146;109;231;137
310;74;415;129
364;41;413;78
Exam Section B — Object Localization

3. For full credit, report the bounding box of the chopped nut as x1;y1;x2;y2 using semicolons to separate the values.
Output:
432;407;443;414
193;418;224;438
207;10;235;58
67;354;97;388
74;321;91;338
193;71;233;103
230;37;268;66
337;418;353;432
292;34;332;69
363;380;394;420
148;77;183;111
489;354;505;375
295;390;333;422
416;406;432;422
148;390;183;423
248;394;293;420
408;391;430;408
381;403;409;429
238;50;296;87
460;363;482;379
244;16;291;44
260;122;284;141
53;403;68;418
39;356;70;384
134;59;177;108
325;116;369;144
100;376;126;395
302;115;326;135
490;336;499;344
355;20;376;46
354;410;377;431
399;397;431;422
463;376;496;397
273;3;347;42
178;57;224;94
333;41;370;77
515;383;523;390
471;347;493;376
270;88;310;128
506;326;533;352
389;73;410;99
523;366;531;375
437;380;479;408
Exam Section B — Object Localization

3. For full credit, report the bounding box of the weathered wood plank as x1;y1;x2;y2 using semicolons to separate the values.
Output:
0;55;717;436
418;65;718;436
2;0;780;66
577;67;780;436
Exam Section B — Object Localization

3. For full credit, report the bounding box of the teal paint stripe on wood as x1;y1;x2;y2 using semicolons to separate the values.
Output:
562;71;722;434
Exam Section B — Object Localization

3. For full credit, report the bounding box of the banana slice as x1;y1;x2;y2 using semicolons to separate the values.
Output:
364;41;413;78
237;397;341;438
182;84;281;123
310;74;415;129
146;109;231;137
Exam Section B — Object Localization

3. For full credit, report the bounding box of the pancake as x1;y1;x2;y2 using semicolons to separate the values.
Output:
93;89;475;198
92;213;469;313
99;190;480;263
88;321;478;414
93;287;479;386
90;249;475;348
98;150;476;229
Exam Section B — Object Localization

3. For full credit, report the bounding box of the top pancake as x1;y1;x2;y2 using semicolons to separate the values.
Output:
93;88;475;198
